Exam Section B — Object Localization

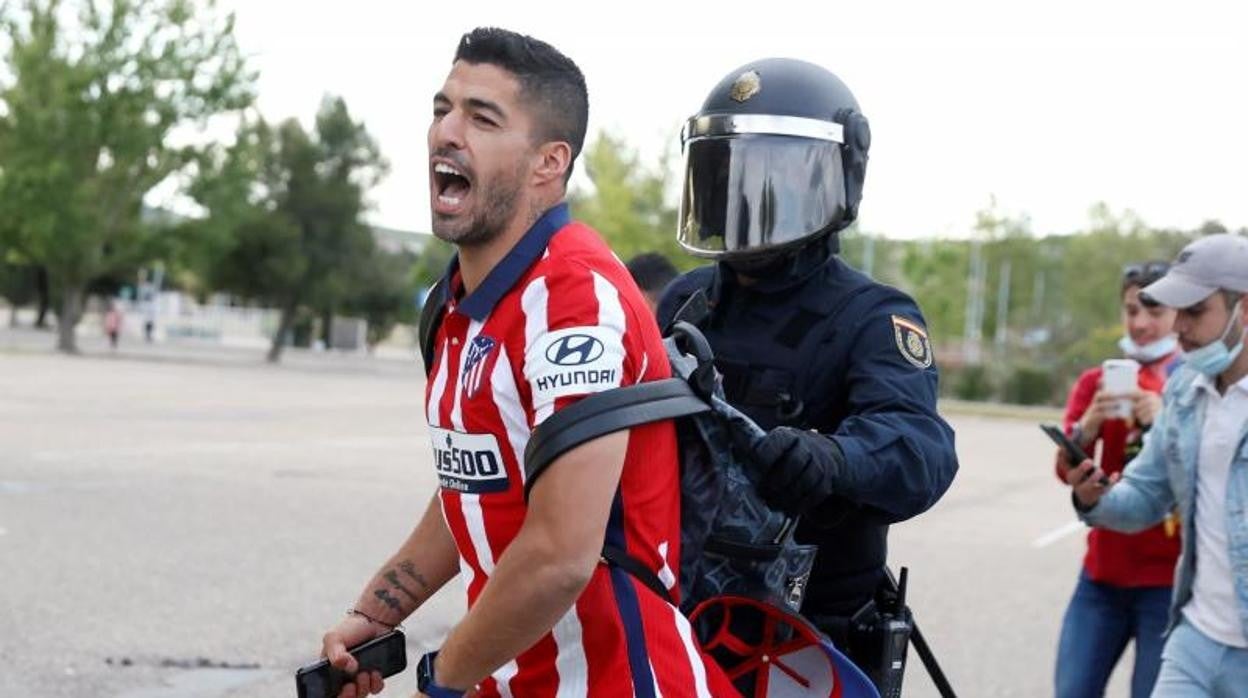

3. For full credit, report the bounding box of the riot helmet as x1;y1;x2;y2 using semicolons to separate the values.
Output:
677;58;870;262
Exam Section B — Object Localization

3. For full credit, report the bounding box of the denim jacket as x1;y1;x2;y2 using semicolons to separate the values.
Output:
1078;366;1248;637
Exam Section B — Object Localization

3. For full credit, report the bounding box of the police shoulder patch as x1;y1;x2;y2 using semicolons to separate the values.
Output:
891;314;933;369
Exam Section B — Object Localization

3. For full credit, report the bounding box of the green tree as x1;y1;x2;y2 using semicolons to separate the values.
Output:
343;248;419;350
897;238;971;346
0;254;38;325
190;97;387;362
410;237;454;292
570;133;690;269
0;0;253;352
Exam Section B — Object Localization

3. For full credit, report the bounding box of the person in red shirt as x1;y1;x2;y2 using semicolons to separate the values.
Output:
1054;261;1181;698
316;28;734;698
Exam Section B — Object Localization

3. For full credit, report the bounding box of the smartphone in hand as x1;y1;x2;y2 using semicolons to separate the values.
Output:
1040;423;1110;486
295;630;407;698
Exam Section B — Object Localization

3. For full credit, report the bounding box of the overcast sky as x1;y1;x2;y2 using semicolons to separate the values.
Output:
214;0;1248;239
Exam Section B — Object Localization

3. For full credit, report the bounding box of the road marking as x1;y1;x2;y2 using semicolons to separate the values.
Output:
1031;520;1087;548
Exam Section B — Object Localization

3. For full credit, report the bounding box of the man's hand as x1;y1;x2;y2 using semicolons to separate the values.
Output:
1132;390;1163;427
751;426;840;517
1064;457;1120;509
321;614;386;698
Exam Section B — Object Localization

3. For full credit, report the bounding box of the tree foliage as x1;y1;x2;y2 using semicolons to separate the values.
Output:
189;96;387;361
0;0;254;351
569;133;692;270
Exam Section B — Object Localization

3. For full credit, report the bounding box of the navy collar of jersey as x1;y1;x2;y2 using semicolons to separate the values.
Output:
440;202;571;321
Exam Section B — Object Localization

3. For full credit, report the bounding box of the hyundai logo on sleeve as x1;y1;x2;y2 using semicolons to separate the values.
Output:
546;334;604;366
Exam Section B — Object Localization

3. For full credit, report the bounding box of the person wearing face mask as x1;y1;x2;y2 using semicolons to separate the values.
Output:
1063;233;1248;697
1053;261;1181;698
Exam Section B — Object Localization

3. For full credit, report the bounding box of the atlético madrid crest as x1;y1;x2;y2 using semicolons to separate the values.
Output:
462;335;497;398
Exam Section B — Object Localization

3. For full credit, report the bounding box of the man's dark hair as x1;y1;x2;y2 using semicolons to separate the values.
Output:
626;253;679;296
455;27;588;183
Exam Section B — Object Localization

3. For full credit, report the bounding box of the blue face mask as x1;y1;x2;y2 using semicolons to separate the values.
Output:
1183;301;1245;377
1118;334;1178;364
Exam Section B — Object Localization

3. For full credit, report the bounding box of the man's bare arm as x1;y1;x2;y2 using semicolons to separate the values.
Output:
351;494;462;626
432;431;629;690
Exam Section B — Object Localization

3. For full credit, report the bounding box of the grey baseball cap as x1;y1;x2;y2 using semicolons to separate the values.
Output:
1142;233;1248;308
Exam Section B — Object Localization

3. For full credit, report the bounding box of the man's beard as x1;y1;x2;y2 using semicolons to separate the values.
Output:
432;164;525;247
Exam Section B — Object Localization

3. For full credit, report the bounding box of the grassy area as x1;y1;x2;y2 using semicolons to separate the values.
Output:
938;398;1064;422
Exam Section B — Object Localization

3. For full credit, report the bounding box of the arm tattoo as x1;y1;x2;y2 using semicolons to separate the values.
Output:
372;588;405;615
384;570;420;604
399;561;431;591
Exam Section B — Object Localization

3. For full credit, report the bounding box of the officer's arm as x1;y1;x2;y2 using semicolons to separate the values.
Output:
751;297;957;522
823;298;958;522
430;432;628;691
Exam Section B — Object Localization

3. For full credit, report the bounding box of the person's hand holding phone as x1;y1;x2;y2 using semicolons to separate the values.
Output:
1081;381;1127;440
321;614;386;698
1063;456;1119;509
1132;390;1163;428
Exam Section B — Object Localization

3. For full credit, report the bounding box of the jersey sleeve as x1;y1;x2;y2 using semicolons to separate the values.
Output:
519;262;640;427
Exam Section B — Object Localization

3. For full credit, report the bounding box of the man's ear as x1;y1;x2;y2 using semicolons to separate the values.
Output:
532;141;572;187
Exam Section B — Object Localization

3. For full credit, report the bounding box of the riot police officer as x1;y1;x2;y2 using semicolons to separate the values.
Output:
658;58;959;674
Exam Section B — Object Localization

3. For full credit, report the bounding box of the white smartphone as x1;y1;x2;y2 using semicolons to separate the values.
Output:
1102;359;1140;419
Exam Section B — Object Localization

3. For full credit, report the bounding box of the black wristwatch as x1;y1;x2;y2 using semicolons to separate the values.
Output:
416;652;465;698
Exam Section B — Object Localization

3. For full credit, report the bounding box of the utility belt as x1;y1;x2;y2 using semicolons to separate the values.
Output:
811;568;955;698
808;600;912;697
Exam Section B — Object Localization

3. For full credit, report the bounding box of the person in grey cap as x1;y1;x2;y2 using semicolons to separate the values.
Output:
1061;232;1248;696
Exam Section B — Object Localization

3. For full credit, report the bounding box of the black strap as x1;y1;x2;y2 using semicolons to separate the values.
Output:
666;287;711;332
521;378;709;500
703;535;783;562
418;282;448;375
522;379;710;608
602;545;674;605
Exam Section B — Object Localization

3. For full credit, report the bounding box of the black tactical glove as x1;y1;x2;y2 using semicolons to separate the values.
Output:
751;426;843;518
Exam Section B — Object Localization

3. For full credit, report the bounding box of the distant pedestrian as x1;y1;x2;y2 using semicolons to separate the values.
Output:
625;252;678;315
104;302;123;350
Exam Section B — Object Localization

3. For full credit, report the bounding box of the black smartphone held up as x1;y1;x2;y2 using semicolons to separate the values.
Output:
1040;424;1109;486
295;630;407;698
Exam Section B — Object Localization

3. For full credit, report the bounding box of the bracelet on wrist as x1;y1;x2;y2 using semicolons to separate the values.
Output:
347;607;402;631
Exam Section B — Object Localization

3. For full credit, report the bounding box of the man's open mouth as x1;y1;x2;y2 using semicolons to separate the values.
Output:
433;161;472;209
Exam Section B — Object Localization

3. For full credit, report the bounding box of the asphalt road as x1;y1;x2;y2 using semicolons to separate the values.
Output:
0;335;1132;697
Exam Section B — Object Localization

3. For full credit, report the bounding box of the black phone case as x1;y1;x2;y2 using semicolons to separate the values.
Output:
295;630;407;698
1040;424;1110;486
1040;424;1090;463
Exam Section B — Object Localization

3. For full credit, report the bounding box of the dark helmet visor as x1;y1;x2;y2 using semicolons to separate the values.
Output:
678;133;847;259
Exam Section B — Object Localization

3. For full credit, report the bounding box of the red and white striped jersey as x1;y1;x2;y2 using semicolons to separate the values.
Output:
424;203;733;697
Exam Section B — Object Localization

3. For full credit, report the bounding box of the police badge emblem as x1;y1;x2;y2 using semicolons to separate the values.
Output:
730;70;761;102
891;315;933;369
